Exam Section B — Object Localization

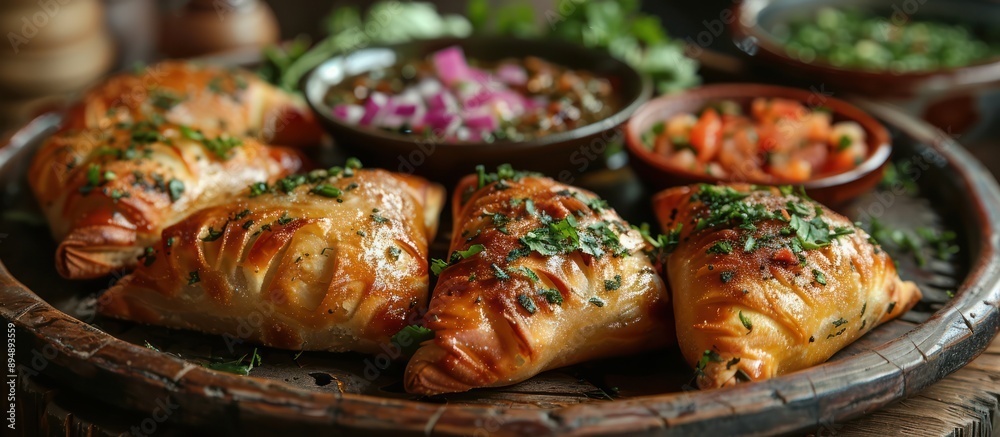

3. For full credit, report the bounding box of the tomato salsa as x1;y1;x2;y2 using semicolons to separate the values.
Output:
641;98;869;182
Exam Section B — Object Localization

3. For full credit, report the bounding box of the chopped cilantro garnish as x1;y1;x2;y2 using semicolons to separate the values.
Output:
604;274;622;291
276;212;293;225
539;288;563;305
431;244;485;275
167;178;184;202
248;182;269;197
508;266;539;282
202;226;225;242
813;269;827;286
391;325;433;356
706;241;733;255
491;263;510;280
695;350;723;376
370;209;389;224
187;270;201;285
517;294;537;314
739;311;752;332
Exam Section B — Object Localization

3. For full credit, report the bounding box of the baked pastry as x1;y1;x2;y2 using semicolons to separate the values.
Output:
653;184;921;389
61;61;322;146
29;120;302;279
98;165;445;353
404;167;673;395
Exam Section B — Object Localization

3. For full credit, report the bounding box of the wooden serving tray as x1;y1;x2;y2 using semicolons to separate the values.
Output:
1;99;998;436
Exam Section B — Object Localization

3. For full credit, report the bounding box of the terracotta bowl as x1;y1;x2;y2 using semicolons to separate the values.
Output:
624;83;891;206
731;0;1000;98
303;36;651;185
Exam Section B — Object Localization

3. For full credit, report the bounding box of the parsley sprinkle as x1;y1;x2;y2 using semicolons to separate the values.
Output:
179;125;205;141
695;350;723;376
248;182;268;197
370;209;389;224
242;220;254;230
165;237;175;248
720;271;735;283
201;135;243;160
277;212;293;225
739;310;752;332
832;317;848;327
517;294;537;314
508;266;539;282
539;288;563;305
388;246;401;261
604;274;622;291
187;271;201;285
430;259;449;275
743;235;757;252
887;301;897;314
706;241;733;255
491;263;510;280
813;269;827;286
167;178;184;202
588;297;605;307
202;226;225;242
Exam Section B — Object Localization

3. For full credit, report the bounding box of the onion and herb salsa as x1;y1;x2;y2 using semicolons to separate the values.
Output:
323;46;619;143
641;98;868;182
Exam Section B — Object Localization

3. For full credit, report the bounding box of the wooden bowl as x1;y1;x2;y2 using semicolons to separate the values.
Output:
303;36;652;185
624;83;892;206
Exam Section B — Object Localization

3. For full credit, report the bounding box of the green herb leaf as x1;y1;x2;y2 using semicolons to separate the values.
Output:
539;288;563;305
248;182;269;197
813;269;827;286
739;310;752;332
517;293;537;314
311;184;342;198
508;266;539;282
391;324;434;356
604;274;622;291
167;178;184;202
706;241;733;255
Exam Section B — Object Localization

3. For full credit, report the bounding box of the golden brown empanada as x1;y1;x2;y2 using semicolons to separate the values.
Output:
98;166;445;353
404;167;672;395
61;61;322;146
29;120;302;279
653;184;921;389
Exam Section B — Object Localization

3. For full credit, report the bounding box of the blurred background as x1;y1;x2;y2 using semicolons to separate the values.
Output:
0;0;714;132
1;0;999;172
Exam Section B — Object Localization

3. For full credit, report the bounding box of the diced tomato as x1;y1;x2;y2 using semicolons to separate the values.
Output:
772;247;797;264
689;108;722;162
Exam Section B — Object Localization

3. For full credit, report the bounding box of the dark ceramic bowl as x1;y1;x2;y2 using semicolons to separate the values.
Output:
731;0;1000;98
624;83;892;206
303;36;651;184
